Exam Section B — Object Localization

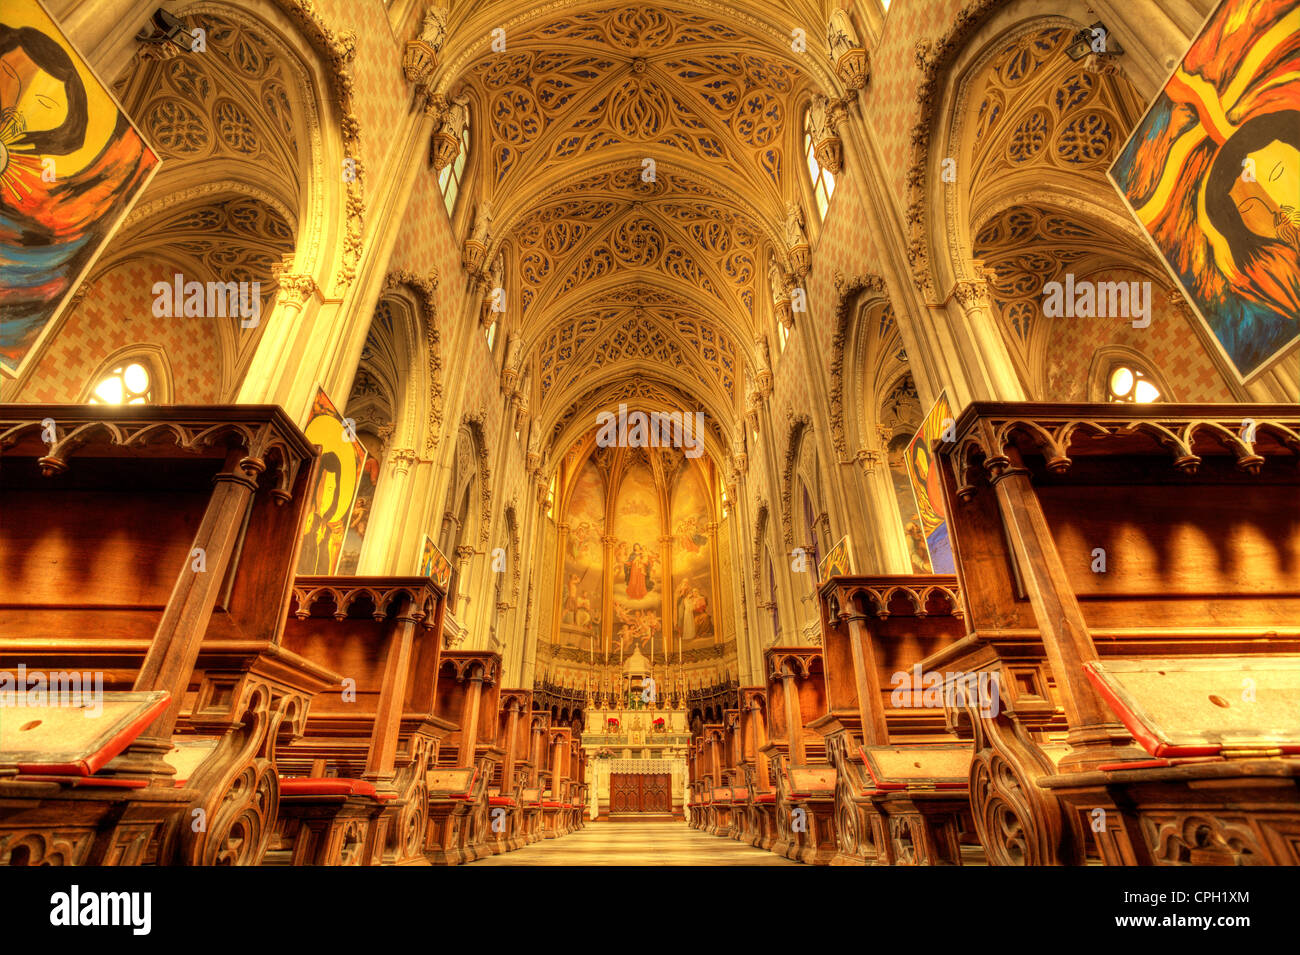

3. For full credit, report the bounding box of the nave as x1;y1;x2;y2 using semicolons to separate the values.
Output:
466;820;796;866
1;0;1298;884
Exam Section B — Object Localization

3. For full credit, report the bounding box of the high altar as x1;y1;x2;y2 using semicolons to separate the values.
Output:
577;648;691;819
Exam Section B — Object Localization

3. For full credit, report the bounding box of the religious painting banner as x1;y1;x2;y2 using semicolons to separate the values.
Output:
418;535;452;591
296;387;367;576
1108;0;1299;382
0;0;161;377
817;534;854;586
337;435;380;574
905;391;955;574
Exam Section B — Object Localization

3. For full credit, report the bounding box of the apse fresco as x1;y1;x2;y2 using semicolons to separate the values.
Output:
1108;0;1299;382
0;0;161;377
611;461;663;661
560;459;604;650
670;463;714;655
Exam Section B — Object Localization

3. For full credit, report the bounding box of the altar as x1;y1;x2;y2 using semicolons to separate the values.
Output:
580;707;690;820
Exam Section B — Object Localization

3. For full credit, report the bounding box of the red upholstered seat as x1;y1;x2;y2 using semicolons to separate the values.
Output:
488;796;517;807
280;777;379;799
755;792;776;804
541;801;563;808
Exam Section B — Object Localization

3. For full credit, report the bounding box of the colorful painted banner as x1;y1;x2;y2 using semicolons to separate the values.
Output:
817;534;854;585
905;391;955;574
296;387;367;575
0;0;160;376
419;535;452;592
1108;0;1299;382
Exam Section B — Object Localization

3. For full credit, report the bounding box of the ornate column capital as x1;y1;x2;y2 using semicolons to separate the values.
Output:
389;447;418;476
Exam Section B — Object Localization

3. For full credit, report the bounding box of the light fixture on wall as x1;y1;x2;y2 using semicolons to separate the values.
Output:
135;9;197;54
1066;22;1124;62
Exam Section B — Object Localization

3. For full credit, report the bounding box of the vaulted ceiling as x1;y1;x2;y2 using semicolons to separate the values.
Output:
443;3;831;455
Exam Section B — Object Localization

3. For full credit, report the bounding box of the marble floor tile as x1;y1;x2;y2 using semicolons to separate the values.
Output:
466;821;802;866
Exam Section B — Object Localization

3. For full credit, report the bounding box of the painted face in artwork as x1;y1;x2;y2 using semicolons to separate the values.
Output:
0;25;89;179
1229;139;1300;239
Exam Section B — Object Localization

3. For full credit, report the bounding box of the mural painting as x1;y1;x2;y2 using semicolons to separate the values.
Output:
0;0;161;377
560;458;604;651
670;462;714;655
611;459;662;661
1109;0;1299;381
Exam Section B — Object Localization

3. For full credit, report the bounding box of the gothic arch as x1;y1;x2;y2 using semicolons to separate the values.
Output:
381;271;443;456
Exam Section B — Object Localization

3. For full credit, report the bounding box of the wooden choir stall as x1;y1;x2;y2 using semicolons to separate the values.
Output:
688;402;1300;865
0;405;587;866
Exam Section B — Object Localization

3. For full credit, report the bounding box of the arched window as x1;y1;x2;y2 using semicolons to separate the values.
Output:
804;109;836;219
439;115;471;217
1105;363;1162;403
89;359;154;405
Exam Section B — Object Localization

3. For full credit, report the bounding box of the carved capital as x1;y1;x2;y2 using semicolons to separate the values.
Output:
390;447;418;475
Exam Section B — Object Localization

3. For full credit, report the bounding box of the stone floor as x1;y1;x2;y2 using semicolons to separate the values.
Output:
466;820;801;866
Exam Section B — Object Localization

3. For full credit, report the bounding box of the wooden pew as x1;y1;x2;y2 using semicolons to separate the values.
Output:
721;708;747;841
488;689;532;852
739;687;776;849
932;402;1300;865
268;577;447;865
518;710;551;843
758;647;837;864
425;651;501;864
541;726;573;838
0;404;320;866
816;575;979;865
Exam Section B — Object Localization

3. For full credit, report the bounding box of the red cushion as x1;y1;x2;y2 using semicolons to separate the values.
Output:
755;792;776;804
541;801;563;808
280;777;378;799
489;796;516;807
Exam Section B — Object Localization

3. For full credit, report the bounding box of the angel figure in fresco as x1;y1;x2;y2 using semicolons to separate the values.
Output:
675;516;707;554
567;521;594;559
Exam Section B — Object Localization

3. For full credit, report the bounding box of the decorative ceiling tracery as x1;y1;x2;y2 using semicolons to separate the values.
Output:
961;25;1143;223
452;3;815;443
468;6;803;206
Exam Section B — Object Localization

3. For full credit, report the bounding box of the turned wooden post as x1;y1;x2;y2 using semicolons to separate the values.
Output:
779;665;805;765
459;666;485;764
751;699;771;788
988;445;1138;769
710;732;722;784
134;448;262;747
550;733;565;793
529;723;545;786
845;612;890;745
501;699;522;793
364;596;419;782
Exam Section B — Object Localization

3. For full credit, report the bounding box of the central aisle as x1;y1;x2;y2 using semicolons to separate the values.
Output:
466;821;801;866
